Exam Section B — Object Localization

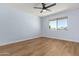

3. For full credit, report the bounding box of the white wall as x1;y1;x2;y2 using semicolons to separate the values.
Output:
0;6;41;45
41;9;79;42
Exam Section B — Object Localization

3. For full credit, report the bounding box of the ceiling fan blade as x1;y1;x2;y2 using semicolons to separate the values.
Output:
46;3;56;8
40;9;43;13
34;7;42;9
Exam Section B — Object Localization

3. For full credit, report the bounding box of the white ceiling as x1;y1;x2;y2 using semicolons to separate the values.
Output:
0;3;79;17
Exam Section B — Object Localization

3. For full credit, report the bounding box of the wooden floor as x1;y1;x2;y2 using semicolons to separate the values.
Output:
0;37;79;56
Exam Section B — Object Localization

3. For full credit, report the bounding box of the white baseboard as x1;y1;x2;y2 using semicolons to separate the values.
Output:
0;35;41;46
43;35;79;43
1;34;79;46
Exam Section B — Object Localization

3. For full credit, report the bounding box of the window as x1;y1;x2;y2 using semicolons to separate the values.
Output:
49;17;68;30
49;20;57;30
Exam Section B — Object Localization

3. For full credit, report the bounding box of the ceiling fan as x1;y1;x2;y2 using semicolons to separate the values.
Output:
34;3;56;13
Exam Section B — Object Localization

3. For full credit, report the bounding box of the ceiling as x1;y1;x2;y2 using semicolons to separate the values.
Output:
0;3;79;17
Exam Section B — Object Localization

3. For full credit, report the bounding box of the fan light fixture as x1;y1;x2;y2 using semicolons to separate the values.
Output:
43;9;47;12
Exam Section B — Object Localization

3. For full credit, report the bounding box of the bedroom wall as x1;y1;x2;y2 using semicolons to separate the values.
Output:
41;8;79;42
0;6;41;45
